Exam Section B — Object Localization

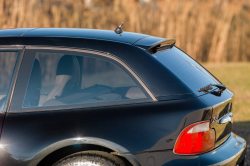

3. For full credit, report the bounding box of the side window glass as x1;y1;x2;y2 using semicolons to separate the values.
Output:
0;51;19;112
23;52;150;108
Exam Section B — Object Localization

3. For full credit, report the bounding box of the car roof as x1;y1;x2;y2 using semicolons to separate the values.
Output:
0;28;196;100
0;28;152;45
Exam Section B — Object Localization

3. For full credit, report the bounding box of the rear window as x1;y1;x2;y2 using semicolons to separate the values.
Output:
155;46;219;94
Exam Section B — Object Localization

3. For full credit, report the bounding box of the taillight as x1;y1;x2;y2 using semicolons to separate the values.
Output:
174;121;215;155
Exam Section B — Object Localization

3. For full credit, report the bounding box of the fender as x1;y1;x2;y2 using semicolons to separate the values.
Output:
29;137;141;166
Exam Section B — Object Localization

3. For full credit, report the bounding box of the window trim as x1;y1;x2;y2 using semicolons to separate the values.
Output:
9;46;157;113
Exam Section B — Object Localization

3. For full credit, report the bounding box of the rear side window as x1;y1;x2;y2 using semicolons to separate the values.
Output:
22;51;150;108
0;51;19;112
155;47;219;94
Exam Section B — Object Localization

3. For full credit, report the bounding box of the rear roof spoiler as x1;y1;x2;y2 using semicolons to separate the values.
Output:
147;38;176;54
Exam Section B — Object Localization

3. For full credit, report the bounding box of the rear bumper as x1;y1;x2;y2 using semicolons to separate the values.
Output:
134;133;246;166
196;133;246;166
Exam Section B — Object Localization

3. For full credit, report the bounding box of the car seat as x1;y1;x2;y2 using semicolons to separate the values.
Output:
43;55;80;105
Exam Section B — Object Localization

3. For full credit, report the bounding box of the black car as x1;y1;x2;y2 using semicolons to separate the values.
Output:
0;28;246;166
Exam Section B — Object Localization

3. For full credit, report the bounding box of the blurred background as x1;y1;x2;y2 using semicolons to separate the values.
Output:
0;0;249;163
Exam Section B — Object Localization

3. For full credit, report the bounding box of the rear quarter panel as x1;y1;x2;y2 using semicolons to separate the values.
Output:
0;97;211;166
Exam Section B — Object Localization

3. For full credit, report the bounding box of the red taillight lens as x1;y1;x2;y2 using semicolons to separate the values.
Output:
174;121;215;155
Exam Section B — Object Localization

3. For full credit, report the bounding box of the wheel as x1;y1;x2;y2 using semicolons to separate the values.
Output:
53;151;130;166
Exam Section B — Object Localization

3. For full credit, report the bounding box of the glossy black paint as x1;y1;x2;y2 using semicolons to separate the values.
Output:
0;28;34;37
1;98;210;166
0;28;148;44
200;89;234;147
0;28;246;166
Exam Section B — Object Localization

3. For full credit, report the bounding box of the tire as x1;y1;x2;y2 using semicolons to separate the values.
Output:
53;151;130;166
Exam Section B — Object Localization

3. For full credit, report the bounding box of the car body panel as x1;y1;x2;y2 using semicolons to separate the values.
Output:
200;89;234;147
0;97;211;165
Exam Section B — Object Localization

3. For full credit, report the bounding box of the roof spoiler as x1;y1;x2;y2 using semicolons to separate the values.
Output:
147;38;176;54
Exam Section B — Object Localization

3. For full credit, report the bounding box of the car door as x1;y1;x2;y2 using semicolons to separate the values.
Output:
0;47;22;135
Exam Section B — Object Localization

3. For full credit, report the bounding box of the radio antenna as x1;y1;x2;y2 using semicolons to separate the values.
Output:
114;22;124;36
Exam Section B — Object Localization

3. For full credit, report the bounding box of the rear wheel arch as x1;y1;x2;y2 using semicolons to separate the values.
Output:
35;137;140;166
37;144;131;166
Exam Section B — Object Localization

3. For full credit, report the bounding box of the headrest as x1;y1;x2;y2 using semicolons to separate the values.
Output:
56;55;80;97
56;55;78;76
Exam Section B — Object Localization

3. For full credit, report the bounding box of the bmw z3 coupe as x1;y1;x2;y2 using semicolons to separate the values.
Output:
0;28;246;166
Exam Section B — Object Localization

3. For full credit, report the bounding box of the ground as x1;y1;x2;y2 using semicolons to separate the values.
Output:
204;63;250;165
